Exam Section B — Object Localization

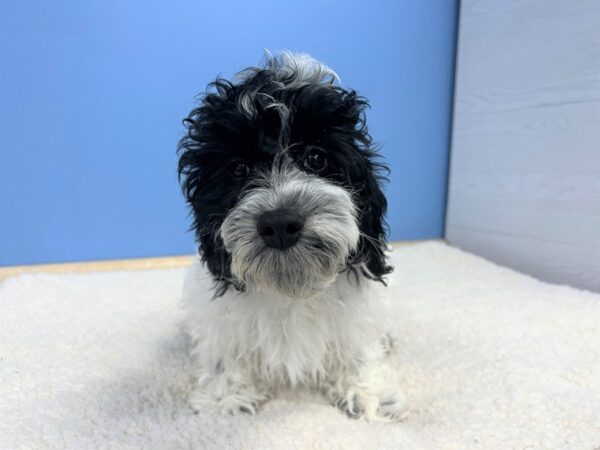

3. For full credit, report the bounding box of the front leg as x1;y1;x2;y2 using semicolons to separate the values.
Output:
189;365;270;415
324;362;407;422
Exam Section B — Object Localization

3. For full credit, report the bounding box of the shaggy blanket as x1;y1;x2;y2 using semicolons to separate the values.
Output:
1;242;599;449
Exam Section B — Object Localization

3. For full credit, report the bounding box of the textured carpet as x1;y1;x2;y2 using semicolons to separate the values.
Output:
1;242;599;449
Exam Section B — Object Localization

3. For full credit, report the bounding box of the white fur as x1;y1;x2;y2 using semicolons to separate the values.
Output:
238;51;339;87
182;260;406;421
235;51;339;118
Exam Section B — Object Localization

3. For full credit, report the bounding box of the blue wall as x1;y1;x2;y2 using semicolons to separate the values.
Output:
0;0;458;266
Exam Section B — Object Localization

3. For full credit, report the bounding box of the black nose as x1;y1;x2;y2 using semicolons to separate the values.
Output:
257;209;304;250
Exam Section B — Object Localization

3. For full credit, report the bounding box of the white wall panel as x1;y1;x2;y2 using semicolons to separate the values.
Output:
447;0;600;291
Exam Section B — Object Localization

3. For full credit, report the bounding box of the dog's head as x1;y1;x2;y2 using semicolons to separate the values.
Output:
178;52;391;298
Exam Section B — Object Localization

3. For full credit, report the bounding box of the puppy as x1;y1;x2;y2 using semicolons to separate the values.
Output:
178;52;405;421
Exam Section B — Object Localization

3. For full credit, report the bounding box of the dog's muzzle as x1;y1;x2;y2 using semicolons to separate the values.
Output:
220;161;359;298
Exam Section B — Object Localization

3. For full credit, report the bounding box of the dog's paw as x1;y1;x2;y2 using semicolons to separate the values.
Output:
375;392;408;421
333;392;364;419
189;385;268;416
220;394;263;415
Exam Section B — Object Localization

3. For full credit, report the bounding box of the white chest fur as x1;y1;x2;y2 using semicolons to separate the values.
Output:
182;261;390;387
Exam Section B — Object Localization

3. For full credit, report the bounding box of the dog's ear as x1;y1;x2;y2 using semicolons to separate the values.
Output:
198;234;235;297
353;153;393;281
177;80;240;295
178;135;235;295
341;91;393;281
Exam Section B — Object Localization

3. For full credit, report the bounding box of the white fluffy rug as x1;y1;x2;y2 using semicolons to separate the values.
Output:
1;242;599;449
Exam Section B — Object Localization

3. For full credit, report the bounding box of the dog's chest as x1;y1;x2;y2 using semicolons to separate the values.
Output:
236;298;346;379
214;286;373;384
184;268;384;386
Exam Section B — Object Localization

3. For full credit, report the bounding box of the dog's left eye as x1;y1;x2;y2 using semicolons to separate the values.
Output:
304;148;328;173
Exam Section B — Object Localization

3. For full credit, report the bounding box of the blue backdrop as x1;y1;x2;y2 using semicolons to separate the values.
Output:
0;0;458;266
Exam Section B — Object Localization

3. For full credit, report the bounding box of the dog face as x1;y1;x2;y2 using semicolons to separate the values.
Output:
178;53;391;297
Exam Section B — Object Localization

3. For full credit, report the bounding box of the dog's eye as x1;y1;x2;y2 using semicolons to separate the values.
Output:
304;148;328;173
229;160;250;179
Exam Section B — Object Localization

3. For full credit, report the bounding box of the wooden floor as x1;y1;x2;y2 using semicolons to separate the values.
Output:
0;255;194;282
0;241;432;282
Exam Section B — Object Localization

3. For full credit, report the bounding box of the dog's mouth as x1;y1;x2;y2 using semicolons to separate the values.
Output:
228;233;348;298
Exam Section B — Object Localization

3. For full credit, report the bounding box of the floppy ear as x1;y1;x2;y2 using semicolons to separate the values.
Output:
197;232;235;297
340;90;393;281
177;79;241;296
178;126;235;296
353;153;393;281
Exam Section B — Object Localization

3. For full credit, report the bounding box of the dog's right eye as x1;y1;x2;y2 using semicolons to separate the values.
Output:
304;147;328;173
229;161;250;179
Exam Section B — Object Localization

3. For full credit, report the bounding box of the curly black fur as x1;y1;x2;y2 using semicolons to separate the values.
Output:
178;54;392;295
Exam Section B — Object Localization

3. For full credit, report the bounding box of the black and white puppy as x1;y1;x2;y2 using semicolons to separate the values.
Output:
178;52;405;421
